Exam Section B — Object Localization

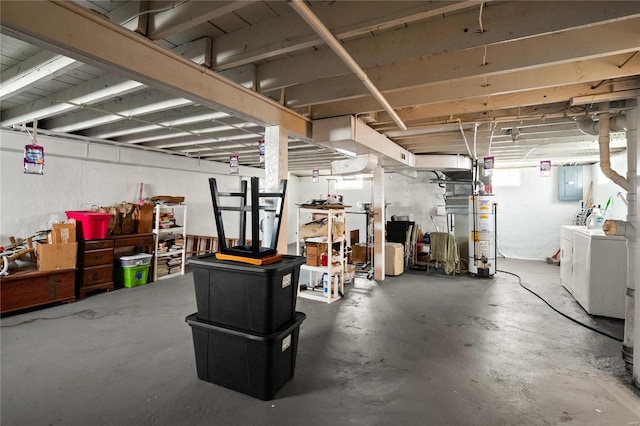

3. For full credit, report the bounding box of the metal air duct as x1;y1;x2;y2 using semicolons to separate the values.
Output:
331;154;378;176
313;116;414;169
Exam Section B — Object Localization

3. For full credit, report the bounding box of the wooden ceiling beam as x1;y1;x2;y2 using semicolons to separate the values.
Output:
0;0;311;138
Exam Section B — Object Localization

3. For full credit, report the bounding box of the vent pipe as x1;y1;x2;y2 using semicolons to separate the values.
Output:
576;114;627;136
598;112;630;192
626;100;639;387
599;103;638;385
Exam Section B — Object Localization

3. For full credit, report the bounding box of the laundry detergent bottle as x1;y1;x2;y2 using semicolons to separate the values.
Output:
586;206;605;230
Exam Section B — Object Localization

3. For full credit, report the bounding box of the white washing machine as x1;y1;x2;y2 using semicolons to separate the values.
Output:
571;228;627;318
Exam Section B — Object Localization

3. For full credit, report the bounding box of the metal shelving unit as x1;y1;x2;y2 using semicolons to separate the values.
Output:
296;206;345;304
153;204;187;281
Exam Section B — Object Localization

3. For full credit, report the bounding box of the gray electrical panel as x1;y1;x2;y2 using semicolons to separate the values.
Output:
558;166;583;201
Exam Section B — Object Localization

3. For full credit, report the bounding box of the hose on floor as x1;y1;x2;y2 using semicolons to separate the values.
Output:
497;269;623;342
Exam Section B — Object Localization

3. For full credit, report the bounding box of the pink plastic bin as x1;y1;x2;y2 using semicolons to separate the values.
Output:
65;211;111;240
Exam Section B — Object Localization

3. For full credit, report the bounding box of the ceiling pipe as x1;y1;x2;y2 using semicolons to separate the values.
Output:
576;114;628;136
599;101;637;383
629;97;639;387
288;0;407;131
598;112;630;192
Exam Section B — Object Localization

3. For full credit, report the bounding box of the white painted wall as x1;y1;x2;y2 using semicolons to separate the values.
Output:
492;166;587;260
492;157;629;261
0;130;263;243
4;129;628;262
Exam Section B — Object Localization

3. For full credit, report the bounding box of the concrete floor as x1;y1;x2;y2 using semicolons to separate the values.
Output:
1;258;639;425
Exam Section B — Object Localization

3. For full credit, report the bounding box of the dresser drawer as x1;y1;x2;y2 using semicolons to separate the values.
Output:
84;239;114;251
112;235;153;248
82;264;113;286
83;248;114;267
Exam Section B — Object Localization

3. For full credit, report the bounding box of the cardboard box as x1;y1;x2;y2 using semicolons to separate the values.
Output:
48;222;77;244
36;241;78;271
136;204;154;233
351;243;372;263
385;242;404;276
305;242;327;266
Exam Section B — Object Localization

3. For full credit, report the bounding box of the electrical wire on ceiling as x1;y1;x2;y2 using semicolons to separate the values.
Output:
498;269;623;342
478;2;485;34
618;51;638;69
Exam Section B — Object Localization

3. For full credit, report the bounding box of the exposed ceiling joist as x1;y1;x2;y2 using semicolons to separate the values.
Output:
211;0;483;70
0;0;311;139
0;52;79;100
1;1;638;172
146;1;256;41
257;2;640;92
304;55;640;118
0;37;215;127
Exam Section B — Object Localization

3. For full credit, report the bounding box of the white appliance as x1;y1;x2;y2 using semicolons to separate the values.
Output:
571;228;626;318
559;225;586;294
468;195;496;277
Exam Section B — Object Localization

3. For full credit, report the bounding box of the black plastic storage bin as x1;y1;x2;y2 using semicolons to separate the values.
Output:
188;254;305;334
186;312;306;401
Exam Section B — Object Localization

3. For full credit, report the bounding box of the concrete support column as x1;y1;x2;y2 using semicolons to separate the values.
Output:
373;165;385;280
629;98;640;387
264;125;289;254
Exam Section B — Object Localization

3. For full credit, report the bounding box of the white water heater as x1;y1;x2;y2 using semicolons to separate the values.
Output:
469;195;496;277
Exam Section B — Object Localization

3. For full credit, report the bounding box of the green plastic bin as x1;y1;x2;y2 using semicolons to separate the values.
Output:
116;264;150;288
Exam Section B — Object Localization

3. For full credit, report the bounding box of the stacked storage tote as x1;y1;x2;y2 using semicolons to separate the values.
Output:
468;195;496;277
185;177;306;401
186;253;306;401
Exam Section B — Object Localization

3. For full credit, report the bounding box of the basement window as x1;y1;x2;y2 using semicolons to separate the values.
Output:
491;168;521;187
336;178;364;190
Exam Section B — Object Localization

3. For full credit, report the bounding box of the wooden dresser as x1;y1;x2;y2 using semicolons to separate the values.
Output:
1;267;75;314
76;233;154;298
77;239;115;299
